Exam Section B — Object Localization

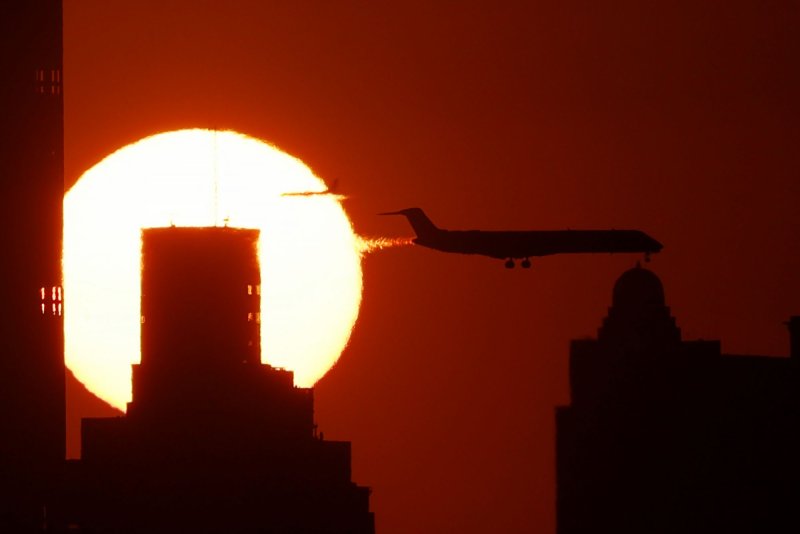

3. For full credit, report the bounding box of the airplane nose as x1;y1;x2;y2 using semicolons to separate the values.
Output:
650;237;664;252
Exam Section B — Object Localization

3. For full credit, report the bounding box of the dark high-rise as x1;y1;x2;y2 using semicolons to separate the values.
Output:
68;227;374;533
556;266;799;533
0;4;375;529
0;0;66;528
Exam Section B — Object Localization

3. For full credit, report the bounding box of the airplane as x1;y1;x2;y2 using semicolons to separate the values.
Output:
281;178;340;197
380;207;663;268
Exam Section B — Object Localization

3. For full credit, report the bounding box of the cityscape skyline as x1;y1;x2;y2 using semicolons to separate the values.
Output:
1;1;797;532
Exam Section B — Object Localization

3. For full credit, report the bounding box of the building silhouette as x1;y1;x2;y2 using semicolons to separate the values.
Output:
0;1;66;529
0;3;373;531
62;227;374;533
556;265;799;533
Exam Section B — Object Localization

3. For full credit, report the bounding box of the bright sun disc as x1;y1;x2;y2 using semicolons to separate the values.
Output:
64;129;362;410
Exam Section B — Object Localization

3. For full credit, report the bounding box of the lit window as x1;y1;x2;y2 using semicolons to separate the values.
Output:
41;285;63;316
34;68;61;96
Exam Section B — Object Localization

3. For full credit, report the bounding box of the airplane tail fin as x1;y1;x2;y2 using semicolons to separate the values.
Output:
379;208;439;240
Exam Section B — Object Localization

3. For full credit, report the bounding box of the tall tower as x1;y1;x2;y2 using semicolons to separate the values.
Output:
75;227;374;532
0;0;66;514
556;266;799;533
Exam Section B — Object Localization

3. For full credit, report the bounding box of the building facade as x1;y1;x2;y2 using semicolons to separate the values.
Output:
65;228;374;533
556;266;798;533
0;1;66;529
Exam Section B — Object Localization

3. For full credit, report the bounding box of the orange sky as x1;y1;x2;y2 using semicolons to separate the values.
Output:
63;2;800;532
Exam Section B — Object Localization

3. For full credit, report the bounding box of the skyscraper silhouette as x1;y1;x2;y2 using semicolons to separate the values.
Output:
0;4;374;530
66;227;374;533
556;265;799;533
0;1;66;529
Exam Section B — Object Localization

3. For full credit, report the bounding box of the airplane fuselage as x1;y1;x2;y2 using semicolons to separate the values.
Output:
381;208;663;265
415;228;662;259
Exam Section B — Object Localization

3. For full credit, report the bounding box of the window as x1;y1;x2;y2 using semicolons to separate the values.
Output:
34;68;61;96
40;285;62;316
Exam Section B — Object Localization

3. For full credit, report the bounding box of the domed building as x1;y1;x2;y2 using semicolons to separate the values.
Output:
599;263;681;353
556;266;799;534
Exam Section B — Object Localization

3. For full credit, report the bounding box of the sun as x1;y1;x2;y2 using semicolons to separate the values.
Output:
64;129;362;411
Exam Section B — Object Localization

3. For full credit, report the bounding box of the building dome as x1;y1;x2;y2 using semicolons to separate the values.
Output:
611;264;665;311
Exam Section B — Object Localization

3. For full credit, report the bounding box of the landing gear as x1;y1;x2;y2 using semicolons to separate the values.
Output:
521;258;531;269
505;259;515;269
644;252;651;263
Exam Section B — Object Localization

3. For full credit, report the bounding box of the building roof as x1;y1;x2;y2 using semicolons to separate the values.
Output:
612;263;665;311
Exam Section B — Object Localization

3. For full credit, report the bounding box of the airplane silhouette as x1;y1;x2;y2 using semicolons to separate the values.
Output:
282;178;340;197
380;208;663;268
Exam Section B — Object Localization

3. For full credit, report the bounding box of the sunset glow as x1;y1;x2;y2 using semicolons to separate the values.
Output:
64;130;363;410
